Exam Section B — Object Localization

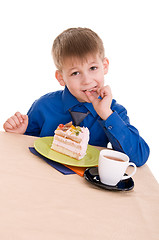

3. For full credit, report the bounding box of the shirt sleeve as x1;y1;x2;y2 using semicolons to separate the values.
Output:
24;100;43;137
99;101;150;167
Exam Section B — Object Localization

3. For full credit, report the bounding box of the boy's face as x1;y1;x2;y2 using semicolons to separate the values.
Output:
55;54;109;103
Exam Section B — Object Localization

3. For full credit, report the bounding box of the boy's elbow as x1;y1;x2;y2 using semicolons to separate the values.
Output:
134;143;150;167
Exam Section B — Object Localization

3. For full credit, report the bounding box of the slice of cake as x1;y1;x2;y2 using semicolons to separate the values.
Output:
51;122;89;160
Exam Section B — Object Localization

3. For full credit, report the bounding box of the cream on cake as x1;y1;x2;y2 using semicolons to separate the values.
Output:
51;122;89;160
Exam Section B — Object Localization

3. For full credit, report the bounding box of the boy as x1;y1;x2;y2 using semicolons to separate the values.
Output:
3;27;149;166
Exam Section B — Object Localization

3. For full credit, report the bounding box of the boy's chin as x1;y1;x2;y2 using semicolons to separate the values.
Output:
77;98;90;103
76;94;91;103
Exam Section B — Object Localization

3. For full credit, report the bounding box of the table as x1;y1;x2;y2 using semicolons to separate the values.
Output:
0;132;159;240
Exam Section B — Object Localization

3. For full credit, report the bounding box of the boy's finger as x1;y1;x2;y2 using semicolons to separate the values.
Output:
97;88;102;95
15;112;23;123
6;117;17;128
85;90;98;103
85;91;94;103
3;121;13;130
12;115;23;126
22;114;28;124
101;85;111;96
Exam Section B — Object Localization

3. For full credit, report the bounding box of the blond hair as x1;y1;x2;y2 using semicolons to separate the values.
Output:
52;27;105;70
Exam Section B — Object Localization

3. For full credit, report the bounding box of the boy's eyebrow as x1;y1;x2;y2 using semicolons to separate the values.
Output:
66;59;99;73
70;61;98;69
68;67;78;72
65;67;79;75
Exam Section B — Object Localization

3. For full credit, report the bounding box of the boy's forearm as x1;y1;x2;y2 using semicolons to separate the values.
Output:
100;108;113;121
99;111;150;167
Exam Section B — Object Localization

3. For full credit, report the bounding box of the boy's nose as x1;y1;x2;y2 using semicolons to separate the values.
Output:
82;74;92;85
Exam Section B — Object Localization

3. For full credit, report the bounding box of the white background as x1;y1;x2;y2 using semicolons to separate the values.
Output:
0;0;158;182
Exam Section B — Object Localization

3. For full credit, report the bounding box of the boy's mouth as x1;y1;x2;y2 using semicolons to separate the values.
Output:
82;86;98;93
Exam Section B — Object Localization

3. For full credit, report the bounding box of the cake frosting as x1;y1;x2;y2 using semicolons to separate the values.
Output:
51;122;89;160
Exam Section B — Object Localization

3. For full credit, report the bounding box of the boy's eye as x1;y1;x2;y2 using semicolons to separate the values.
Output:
90;66;97;71
71;71;80;76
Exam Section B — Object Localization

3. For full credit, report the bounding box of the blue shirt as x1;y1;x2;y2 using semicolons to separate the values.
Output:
25;87;150;166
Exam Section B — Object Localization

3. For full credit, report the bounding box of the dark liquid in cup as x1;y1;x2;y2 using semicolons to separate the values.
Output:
103;155;125;162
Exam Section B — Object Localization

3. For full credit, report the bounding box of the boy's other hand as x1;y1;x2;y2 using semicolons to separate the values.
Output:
3;112;28;134
85;85;113;120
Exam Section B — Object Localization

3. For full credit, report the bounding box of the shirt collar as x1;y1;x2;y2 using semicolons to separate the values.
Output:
62;87;79;112
62;87;97;117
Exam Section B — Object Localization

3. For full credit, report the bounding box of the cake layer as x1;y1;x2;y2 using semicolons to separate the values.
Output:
54;135;81;149
52;138;85;156
54;129;81;143
51;144;85;160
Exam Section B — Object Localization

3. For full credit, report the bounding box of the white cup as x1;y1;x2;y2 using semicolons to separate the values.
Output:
98;149;137;186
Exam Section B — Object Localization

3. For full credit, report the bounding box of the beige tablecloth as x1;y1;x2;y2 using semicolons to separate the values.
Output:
0;132;159;240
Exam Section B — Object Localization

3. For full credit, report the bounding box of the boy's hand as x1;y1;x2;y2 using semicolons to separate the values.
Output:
3;112;28;134
85;85;113;120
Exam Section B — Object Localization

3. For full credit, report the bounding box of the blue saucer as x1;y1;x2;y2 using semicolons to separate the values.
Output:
84;167;134;191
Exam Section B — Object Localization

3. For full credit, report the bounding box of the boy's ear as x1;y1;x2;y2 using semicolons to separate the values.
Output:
55;70;65;86
103;57;109;75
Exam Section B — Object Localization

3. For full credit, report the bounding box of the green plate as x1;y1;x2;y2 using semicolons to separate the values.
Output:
34;137;99;167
